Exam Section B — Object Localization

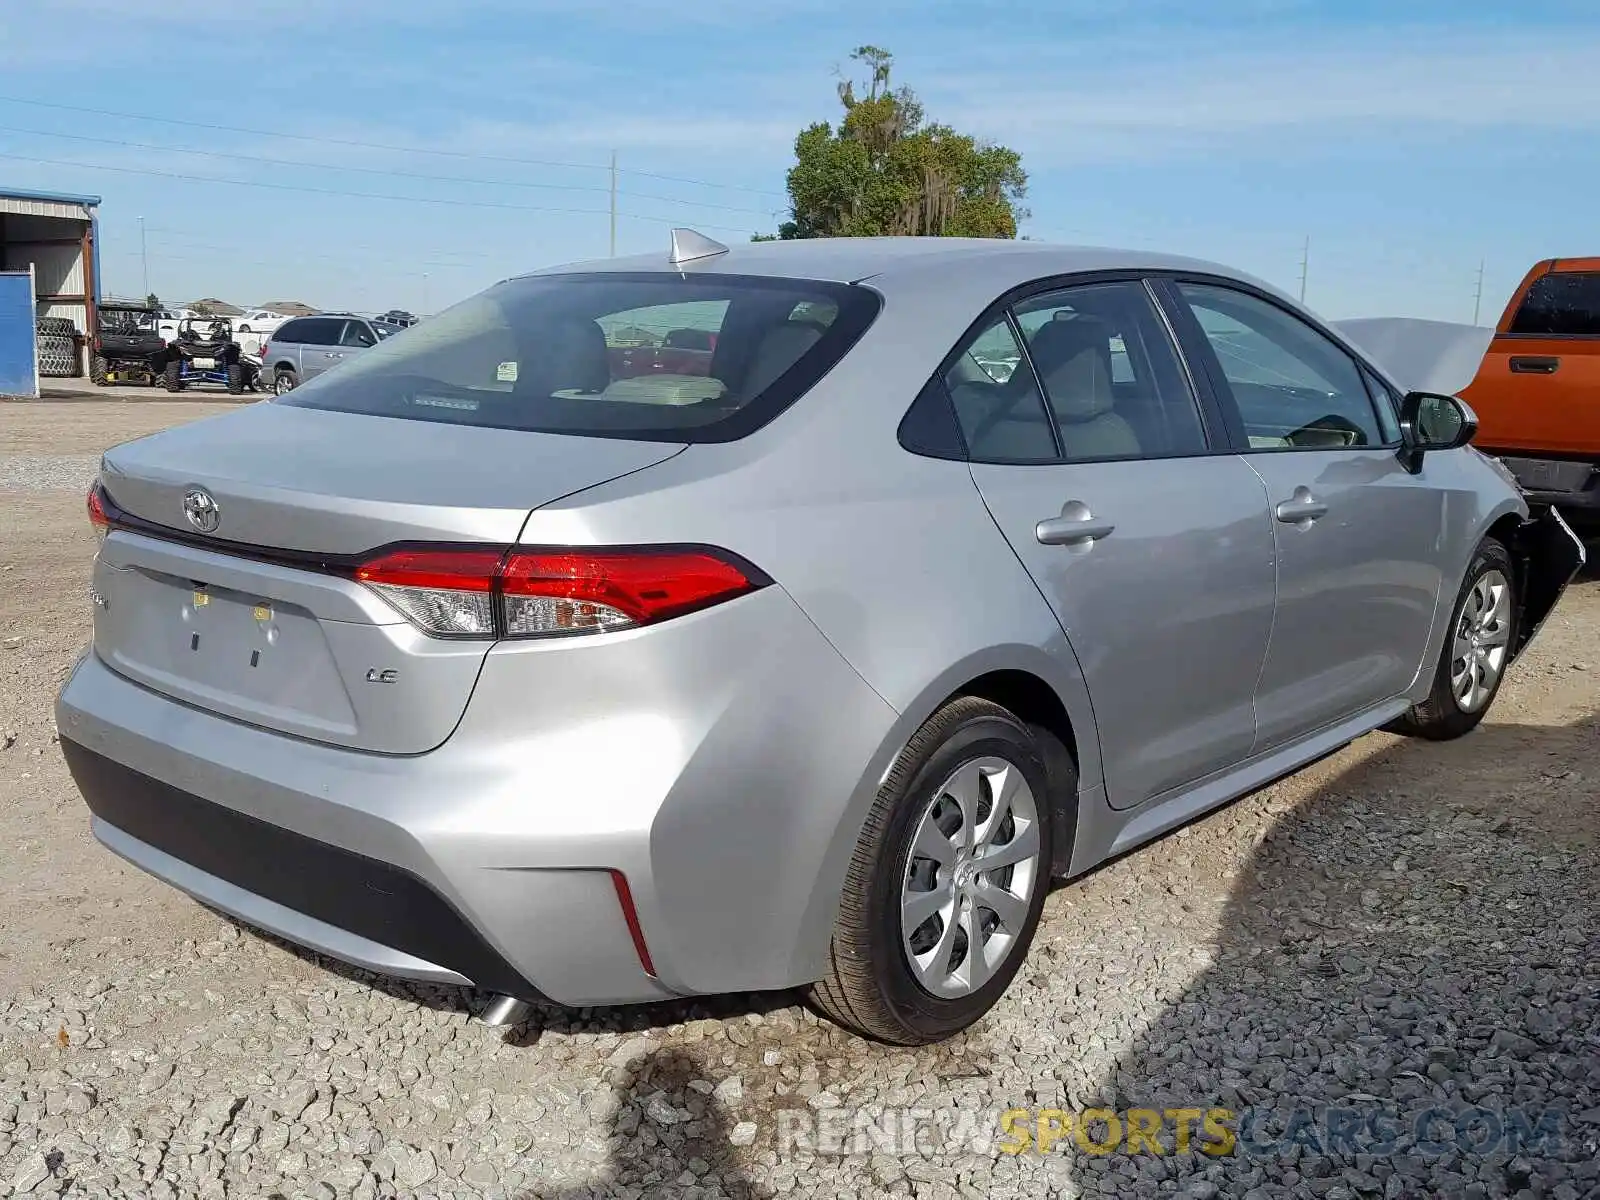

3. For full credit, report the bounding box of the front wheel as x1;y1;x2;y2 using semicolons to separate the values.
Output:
1392;537;1517;741
163;359;184;392
272;369;297;396
90;355;108;386
808;697;1056;1044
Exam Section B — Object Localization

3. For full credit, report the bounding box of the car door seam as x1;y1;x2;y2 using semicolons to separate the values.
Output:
1236;453;1280;758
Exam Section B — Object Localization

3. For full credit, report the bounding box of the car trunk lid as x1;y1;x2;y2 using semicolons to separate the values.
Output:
92;403;683;753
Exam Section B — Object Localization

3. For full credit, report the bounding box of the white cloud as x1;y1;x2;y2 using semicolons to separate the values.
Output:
919;27;1600;163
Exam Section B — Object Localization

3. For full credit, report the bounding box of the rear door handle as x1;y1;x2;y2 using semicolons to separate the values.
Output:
1036;501;1115;546
1274;487;1328;525
1509;356;1560;374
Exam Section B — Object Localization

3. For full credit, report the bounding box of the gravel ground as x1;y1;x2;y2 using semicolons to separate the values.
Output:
1;401;1597;1199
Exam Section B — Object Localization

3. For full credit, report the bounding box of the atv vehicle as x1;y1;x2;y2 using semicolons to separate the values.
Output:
163;317;260;396
91;304;168;387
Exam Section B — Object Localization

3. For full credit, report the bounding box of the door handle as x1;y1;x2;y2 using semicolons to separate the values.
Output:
1036;501;1115;546
1274;488;1328;525
1509;356;1559;374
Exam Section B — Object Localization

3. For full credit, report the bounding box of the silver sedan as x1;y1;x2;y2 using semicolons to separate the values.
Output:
58;232;1583;1044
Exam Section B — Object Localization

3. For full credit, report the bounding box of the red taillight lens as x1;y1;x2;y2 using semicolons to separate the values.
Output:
499;549;755;636
355;548;502;637
86;483;110;542
352;545;758;640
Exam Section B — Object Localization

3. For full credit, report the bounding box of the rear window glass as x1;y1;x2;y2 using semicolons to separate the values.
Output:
1508;272;1600;336
278;273;880;442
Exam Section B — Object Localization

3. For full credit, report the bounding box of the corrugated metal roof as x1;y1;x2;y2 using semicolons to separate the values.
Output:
0;185;101;207
0;186;99;222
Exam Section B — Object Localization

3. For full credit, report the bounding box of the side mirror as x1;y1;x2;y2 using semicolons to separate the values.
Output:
1399;391;1478;468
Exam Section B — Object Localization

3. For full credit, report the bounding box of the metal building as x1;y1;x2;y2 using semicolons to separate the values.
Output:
0;185;102;386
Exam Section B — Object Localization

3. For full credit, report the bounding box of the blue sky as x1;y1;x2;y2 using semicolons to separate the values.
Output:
2;0;1595;322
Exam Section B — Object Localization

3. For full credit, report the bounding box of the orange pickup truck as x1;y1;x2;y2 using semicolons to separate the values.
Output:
1459;258;1600;524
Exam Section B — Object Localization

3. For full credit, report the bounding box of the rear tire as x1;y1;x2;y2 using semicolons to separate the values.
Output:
163;359;184;393
272;369;297;396
807;697;1056;1045
90;355;108;387
1391;537;1517;741
226;362;245;396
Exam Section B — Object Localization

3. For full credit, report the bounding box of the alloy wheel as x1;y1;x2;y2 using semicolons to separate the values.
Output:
900;756;1041;998
1451;568;1511;713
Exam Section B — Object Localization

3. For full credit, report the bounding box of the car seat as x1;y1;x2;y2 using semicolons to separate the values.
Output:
1027;316;1140;459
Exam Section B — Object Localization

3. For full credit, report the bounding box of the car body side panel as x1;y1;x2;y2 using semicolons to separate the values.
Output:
1243;448;1445;750
1402;449;1529;700
971;456;1277;810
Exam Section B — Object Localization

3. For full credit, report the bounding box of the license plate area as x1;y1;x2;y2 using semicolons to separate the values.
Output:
97;567;359;738
191;356;216;370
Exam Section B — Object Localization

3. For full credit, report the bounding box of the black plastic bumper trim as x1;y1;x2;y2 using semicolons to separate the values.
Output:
61;738;544;1002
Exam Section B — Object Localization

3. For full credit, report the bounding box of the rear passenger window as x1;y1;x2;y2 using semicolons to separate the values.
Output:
1508;272;1600;336
944;316;1058;462
287;318;341;346
1014;282;1208;460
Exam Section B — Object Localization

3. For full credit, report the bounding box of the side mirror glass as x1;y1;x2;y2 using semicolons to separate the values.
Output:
1400;391;1478;453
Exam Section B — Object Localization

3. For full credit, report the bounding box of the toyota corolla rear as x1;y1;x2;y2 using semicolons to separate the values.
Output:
56;265;897;1010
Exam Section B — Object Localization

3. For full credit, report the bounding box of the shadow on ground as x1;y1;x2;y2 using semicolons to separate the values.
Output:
1071;714;1600;1199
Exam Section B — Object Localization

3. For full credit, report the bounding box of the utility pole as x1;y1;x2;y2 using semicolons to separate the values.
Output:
138;215;148;297
609;151;618;257
1473;259;1486;325
422;272;430;315
1298;235;1310;304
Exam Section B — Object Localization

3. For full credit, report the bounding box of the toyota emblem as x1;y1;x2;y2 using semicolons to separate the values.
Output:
183;487;220;533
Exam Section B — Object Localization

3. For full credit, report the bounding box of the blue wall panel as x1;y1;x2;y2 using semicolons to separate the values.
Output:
0;272;36;396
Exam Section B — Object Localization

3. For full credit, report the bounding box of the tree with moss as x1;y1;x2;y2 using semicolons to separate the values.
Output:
761;46;1028;241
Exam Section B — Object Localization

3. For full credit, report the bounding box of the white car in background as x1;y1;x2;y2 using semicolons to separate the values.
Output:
233;309;290;336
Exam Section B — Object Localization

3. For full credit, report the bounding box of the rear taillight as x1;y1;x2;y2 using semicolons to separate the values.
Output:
355;548;500;638
86;482;110;542
353;545;759;640
259;340;269;361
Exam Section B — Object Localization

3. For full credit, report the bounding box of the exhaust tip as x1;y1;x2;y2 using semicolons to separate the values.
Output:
480;994;533;1028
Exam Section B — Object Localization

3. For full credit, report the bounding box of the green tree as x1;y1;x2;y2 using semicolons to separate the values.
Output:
764;46;1027;241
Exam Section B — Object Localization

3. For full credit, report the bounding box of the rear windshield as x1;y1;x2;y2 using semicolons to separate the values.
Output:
278;272;880;442
1508;271;1600;336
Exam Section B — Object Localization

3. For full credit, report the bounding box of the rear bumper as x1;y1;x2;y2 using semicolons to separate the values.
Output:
55;584;899;1007
64;738;544;999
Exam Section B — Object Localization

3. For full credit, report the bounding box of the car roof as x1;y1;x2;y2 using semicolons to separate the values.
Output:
515;235;1280;299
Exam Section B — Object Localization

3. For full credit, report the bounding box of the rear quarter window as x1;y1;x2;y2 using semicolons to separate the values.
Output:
1508;272;1600;336
278;273;880;442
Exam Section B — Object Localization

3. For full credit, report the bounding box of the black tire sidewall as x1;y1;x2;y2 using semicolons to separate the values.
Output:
274;371;296;395
864;715;1053;1041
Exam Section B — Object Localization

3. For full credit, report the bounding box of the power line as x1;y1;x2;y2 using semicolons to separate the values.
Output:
0;94;789;200
0;124;776;217
0;151;759;235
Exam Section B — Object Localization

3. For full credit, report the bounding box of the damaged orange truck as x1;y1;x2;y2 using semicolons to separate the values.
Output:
1459;258;1600;526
